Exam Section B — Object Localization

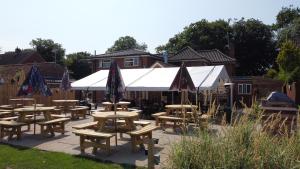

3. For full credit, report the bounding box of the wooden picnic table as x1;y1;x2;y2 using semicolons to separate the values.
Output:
10;98;35;108
13;106;56;134
92;111;138;132
165;104;198;116
102;101;131;111
52;100;79;113
0;104;22;110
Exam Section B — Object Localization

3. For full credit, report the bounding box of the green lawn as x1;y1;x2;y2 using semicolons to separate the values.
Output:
0;144;141;169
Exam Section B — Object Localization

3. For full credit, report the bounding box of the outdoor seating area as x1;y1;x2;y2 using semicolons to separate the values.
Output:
0;60;299;169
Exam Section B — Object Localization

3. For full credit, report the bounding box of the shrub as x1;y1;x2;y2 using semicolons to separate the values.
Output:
168;104;300;169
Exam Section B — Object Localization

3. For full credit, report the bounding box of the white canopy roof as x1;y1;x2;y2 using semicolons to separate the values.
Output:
71;65;230;91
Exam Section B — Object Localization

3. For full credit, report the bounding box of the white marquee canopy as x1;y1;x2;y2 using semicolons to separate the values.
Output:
71;65;230;92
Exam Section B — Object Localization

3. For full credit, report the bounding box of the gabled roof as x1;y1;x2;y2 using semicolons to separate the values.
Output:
0;49;45;65
90;49;155;59
150;61;175;68
169;46;235;64
169;46;211;64
198;49;236;63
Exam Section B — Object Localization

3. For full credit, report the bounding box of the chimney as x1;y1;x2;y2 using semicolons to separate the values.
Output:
15;47;21;54
94;50;96;56
163;51;168;63
228;42;235;59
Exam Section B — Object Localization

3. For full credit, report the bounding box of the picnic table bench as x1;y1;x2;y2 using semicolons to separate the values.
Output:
0;111;14;118
37;117;70;137
152;112;167;125
72;121;98;130
0;121;27;140
158;116;184;131
73;129;116;154
127;125;158;152
69;106;89;119
117;120;151;127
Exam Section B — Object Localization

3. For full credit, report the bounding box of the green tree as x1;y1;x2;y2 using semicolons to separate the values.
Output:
30;38;65;65
276;6;300;29
156;19;230;54
106;36;147;53
156;19;276;75
65;52;91;80
276;40;300;83
232;19;277;75
276;6;300;45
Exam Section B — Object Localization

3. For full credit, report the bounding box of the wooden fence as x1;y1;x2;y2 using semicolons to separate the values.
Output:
0;83;75;106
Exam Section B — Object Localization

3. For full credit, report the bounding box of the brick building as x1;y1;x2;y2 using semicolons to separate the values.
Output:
88;49;163;72
232;76;284;106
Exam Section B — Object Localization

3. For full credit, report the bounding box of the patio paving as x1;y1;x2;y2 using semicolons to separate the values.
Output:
0;115;184;168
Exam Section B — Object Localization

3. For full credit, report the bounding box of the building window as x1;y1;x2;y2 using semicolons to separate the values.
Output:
124;57;139;67
99;59;111;68
238;84;252;95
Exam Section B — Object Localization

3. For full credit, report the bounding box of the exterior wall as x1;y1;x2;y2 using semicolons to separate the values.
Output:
285;82;300;105
92;56;162;72
232;76;283;107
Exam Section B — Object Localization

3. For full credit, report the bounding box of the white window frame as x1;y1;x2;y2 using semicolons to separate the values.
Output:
98;59;111;68
124;57;139;67
238;83;252;95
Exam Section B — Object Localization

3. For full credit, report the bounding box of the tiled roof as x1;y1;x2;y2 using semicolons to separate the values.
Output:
168;47;211;64
90;49;153;59
198;49;236;63
0;62;65;82
0;49;44;65
169;46;235;64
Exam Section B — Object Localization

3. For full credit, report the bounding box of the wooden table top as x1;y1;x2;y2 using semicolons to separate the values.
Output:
10;98;35;101
52;100;79;103
92;111;138;119
0;109;12;112
23;104;45;108
14;106;56;112
102;101;131;105
165;104;198;109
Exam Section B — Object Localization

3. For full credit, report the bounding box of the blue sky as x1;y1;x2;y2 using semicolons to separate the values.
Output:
1;0;299;55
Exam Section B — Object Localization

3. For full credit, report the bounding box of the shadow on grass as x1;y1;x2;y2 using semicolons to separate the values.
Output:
0;143;145;169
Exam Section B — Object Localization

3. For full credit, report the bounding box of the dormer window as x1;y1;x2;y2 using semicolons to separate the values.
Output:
124;57;139;67
99;59;111;68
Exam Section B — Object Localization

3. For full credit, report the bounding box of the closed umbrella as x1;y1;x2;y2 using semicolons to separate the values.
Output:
17;65;52;134
170;63;196;129
106;60;125;146
60;68;71;99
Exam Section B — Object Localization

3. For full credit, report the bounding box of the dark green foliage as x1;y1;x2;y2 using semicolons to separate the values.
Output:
276;6;300;29
65;52;92;80
232;19;277;75
157;19;277;76
156;19;230;54
106;36;147;53
30;38;66;65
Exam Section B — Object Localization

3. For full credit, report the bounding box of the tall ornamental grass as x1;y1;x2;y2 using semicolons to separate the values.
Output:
168;103;300;169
